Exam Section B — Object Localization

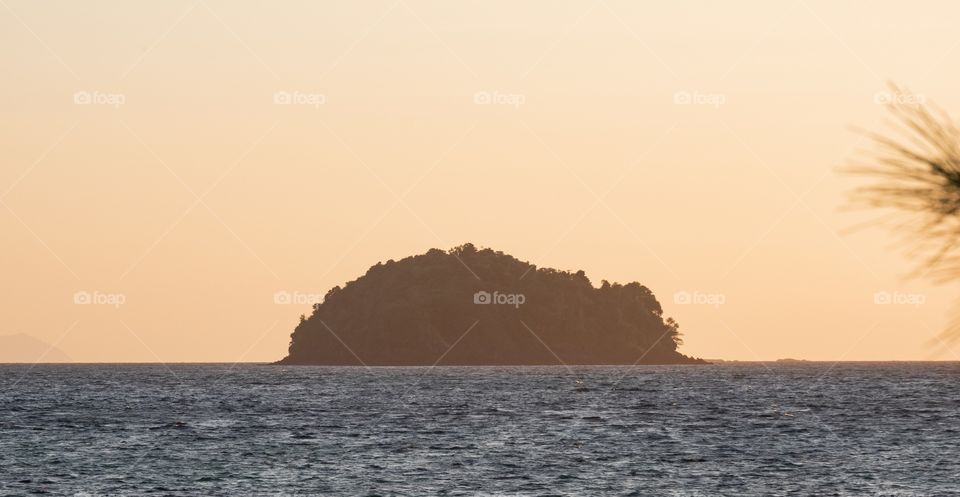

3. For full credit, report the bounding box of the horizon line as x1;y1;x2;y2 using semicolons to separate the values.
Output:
2;360;959;365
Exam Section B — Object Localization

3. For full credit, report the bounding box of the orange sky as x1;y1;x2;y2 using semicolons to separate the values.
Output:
3;0;960;362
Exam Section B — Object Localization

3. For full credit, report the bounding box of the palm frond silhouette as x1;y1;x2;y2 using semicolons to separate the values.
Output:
846;84;960;345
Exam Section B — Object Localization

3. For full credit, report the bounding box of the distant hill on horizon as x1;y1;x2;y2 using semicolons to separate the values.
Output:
0;333;71;363
277;244;705;366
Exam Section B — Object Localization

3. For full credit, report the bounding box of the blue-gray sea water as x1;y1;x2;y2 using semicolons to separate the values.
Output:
2;363;959;496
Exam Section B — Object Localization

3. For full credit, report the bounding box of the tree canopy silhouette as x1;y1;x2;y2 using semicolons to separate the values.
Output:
277;244;704;365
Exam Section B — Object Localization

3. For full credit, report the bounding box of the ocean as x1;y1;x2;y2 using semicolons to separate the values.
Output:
2;363;958;496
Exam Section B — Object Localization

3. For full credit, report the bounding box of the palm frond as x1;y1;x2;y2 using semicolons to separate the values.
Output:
845;84;960;343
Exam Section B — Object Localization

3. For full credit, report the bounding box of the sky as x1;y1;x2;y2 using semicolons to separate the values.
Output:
2;0;960;362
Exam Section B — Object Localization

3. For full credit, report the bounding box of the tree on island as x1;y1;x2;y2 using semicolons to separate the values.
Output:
277;244;703;365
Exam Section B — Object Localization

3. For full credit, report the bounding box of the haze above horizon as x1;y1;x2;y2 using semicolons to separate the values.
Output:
3;1;960;362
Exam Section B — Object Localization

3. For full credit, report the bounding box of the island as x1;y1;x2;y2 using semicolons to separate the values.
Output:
276;244;706;365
